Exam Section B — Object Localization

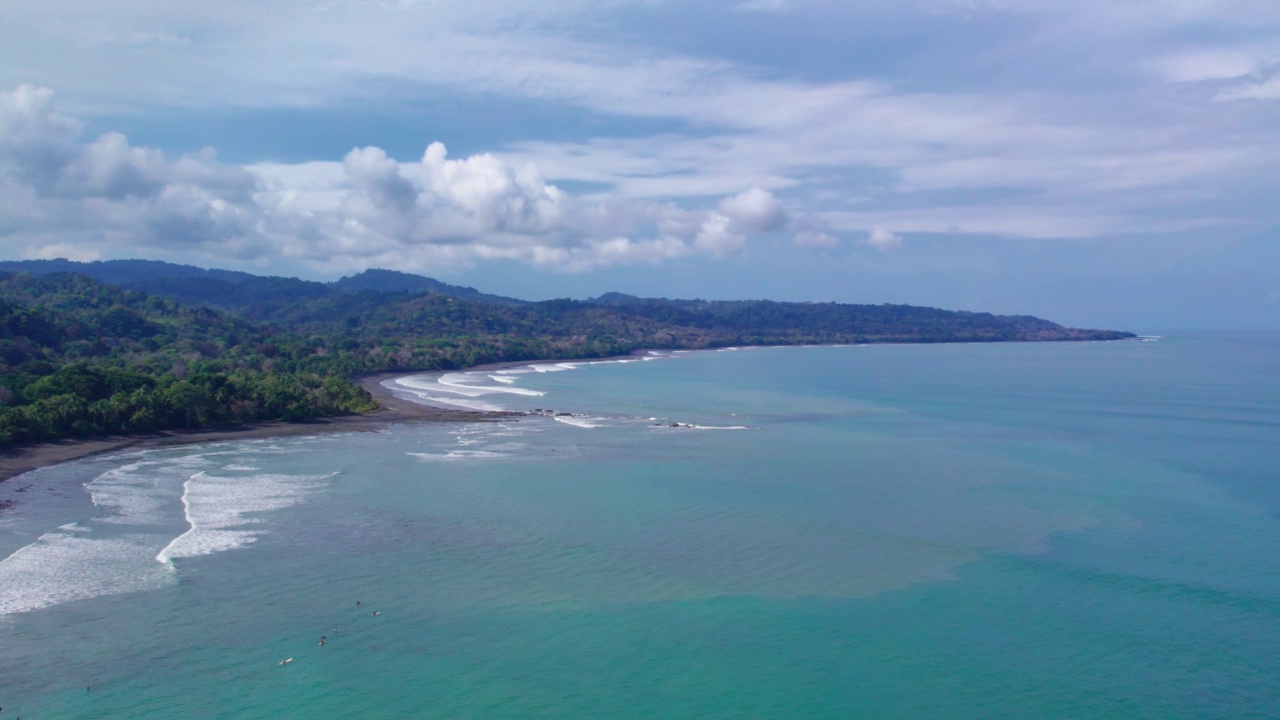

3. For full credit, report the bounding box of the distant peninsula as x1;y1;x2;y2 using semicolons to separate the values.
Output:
0;258;1134;455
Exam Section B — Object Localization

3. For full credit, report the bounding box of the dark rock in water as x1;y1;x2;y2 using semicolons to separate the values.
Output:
556;412;571;416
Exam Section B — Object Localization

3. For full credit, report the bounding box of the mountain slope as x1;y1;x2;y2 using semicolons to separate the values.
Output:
332;269;524;305
0;259;524;308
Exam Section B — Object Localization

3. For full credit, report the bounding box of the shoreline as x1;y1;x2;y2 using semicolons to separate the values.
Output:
0;372;518;489
0;337;1141;494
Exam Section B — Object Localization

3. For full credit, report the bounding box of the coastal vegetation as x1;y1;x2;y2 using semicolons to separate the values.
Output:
0;260;1134;449
0;272;376;449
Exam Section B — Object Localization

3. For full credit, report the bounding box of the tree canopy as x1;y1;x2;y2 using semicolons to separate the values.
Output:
0;263;1133;449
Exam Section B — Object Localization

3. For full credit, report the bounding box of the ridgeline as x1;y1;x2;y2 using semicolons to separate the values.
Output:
0;259;1134;449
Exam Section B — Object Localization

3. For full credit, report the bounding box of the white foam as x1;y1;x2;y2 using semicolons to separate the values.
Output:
390;350;681;415
156;471;330;564
437;373;545;397
0;529;174;616
402;390;506;412
553;415;603;429
484;442;530;453
1;452;329;616
528;363;572;373
407;450;509;462
653;422;752;430
387;372;545;412
449;424;489;435
478;423;542;437
86;461;189;527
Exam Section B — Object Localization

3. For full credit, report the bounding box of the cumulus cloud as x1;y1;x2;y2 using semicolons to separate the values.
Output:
2;2;1274;251
718;186;788;233
864;227;903;250
343;146;418;213
0;86;805;273
0;84;261;261
1;86;182;200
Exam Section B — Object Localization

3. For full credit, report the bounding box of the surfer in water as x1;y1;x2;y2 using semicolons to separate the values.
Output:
319;636;327;646
279;658;293;666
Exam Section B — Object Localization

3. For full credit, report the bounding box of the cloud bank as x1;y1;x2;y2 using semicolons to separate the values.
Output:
2;1;1278;285
0;85;812;273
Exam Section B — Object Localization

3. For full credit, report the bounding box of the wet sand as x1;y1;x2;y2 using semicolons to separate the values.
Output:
0;373;519;486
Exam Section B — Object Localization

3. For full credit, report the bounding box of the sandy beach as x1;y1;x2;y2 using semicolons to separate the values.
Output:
0;372;518;489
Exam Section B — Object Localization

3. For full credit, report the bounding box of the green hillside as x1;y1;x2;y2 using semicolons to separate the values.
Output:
0;261;1135;450
0;272;375;449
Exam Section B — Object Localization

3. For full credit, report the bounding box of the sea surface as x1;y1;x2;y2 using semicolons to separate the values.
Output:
1;334;1277;719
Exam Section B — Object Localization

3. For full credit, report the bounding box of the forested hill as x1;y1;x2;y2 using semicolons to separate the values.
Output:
0;258;1131;342
582;293;1111;343
0;260;1134;449
0;258;257;286
0;272;377;449
0;259;524;308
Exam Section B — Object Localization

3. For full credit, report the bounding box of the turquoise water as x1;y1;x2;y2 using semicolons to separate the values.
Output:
1;335;1277;718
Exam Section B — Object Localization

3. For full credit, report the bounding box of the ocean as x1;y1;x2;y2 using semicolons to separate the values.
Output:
1;334;1277;718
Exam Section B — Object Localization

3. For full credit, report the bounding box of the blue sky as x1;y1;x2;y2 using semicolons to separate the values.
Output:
1;1;1277;329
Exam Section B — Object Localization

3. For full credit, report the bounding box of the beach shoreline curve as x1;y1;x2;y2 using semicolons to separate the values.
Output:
0;371;518;490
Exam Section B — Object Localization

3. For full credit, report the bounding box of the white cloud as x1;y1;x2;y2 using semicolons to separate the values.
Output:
865;227;903;250
692;212;745;257
343;146;418;213
0;85;262;256
718;187;788;232
1;1;1279;262
0;85;802;274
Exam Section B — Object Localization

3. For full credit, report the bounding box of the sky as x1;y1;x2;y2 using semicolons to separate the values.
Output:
1;0;1278;330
